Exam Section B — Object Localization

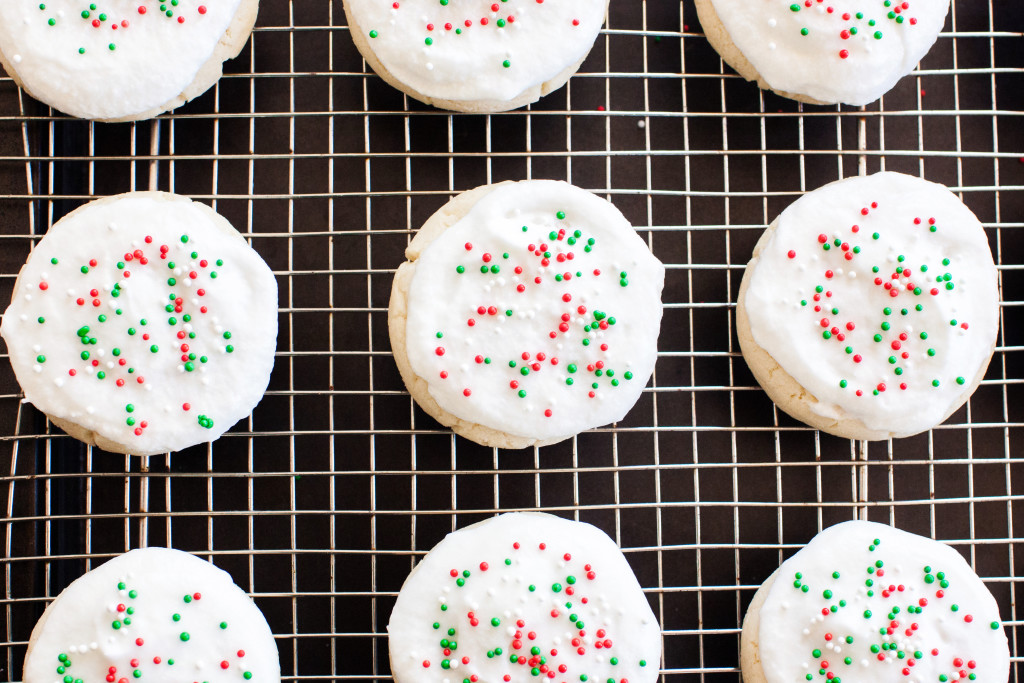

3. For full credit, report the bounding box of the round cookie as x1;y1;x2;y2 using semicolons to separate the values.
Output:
0;191;278;455
694;0;950;106
0;0;259;121
388;180;665;449
22;547;281;683
736;172;998;440
387;512;662;683
343;0;607;112
740;520;1010;683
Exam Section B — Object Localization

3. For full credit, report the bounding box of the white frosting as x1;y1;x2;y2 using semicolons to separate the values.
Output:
22;547;280;683
744;172;998;436
756;520;1009;683
405;180;664;441
709;0;950;105
387;512;662;683
0;193;278;455
0;0;243;120
345;0;605;103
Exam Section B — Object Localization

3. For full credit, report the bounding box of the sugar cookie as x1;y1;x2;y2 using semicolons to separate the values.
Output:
0;0;259;121
1;192;278;455
694;0;950;105
22;547;280;683
343;0;606;112
741;520;1009;683
737;172;998;440
388;180;665;448
388;512;662;683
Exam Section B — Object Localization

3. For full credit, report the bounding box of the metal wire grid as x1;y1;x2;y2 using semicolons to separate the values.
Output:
0;0;1022;681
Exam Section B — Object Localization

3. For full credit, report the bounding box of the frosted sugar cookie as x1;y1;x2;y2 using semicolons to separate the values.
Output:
388;180;665;449
0;191;278;455
0;0;259;121
342;0;607;112
22;547;281;683
694;0;950;105
387;512;662;683
740;520;1010;683
737;172;998;440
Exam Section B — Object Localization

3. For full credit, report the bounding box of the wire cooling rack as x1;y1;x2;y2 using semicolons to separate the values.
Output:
1;1;1023;681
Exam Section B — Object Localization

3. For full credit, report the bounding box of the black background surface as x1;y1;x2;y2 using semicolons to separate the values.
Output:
0;1;1022;681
